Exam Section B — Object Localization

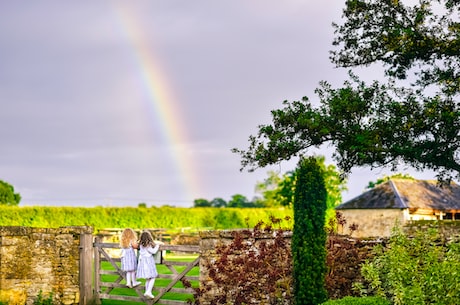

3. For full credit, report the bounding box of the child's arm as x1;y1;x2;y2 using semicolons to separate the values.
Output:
146;243;161;255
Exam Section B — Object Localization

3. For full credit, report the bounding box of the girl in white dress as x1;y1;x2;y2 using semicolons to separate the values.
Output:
136;230;160;299
120;228;141;288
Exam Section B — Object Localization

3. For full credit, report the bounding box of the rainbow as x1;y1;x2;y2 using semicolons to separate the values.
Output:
111;4;200;204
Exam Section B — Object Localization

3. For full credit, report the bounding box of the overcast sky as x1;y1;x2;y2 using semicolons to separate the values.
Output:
0;1;438;207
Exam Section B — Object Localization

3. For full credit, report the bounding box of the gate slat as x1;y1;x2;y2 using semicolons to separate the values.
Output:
99;293;150;302
168;287;196;294
100;270;121;275
152;300;192;305
100;281;132;288
157;274;199;281
151;256;200;303
163;261;192;266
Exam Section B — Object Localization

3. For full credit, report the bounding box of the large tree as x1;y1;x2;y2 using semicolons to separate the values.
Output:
233;0;460;183
0;180;21;206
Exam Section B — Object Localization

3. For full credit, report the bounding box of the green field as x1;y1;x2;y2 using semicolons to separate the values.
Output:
100;254;199;305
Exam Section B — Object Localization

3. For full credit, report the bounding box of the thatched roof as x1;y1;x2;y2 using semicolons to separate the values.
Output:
336;179;460;211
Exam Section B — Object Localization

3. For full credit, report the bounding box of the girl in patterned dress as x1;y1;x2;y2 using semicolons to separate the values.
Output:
120;228;141;288
136;230;160;299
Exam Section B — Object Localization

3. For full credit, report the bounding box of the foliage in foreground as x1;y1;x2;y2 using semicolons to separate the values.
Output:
292;157;328;305
321;296;390;305
356;226;460;305
195;216;293;305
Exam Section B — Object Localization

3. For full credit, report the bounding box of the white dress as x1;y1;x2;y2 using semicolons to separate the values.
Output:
120;243;137;272
136;244;160;279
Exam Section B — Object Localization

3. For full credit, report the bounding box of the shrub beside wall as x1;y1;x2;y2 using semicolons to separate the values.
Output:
292;157;328;305
198;228;293;305
198;229;384;304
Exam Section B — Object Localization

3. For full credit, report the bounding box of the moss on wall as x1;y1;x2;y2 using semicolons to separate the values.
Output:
0;226;92;305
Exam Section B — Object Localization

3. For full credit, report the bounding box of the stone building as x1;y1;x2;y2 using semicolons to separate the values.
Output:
335;179;460;237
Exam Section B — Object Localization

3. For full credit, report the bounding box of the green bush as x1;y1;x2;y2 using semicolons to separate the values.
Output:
321;296;390;305
356;226;460;305
292;157;328;305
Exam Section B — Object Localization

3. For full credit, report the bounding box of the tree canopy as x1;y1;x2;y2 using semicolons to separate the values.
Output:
232;0;460;183
0;180;21;206
255;156;346;210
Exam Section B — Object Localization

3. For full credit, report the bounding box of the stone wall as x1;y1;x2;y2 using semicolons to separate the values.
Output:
0;226;93;305
326;235;384;299
405;220;460;237
338;209;405;237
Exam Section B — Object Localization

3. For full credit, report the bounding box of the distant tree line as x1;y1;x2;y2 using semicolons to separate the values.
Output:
193;194;263;208
193;156;347;212
0;156;346;210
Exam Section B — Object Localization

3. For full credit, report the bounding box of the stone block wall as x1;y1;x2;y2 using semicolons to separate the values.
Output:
337;209;405;237
0;226;93;305
326;235;384;299
405;220;460;237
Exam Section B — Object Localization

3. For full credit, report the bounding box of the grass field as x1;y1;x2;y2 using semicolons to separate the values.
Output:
100;254;199;305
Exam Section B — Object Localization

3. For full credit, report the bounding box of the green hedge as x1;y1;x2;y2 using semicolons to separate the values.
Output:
0;206;293;232
321;296;390;305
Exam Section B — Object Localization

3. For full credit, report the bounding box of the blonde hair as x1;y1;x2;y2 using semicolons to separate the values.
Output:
120;228;137;248
139;230;155;247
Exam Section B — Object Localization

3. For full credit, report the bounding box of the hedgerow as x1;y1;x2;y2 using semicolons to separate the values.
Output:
0;206;292;232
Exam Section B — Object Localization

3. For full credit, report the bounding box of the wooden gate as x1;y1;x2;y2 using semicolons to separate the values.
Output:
93;236;200;304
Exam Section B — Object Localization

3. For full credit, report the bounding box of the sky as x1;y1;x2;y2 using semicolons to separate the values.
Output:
0;1;439;207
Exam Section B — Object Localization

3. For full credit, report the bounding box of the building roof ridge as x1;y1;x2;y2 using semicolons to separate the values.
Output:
388;179;408;208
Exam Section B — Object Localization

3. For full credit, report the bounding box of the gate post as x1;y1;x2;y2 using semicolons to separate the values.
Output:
79;232;94;305
93;236;101;304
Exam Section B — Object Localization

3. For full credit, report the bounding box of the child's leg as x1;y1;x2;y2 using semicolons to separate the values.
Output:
146;278;155;293
131;271;141;286
144;278;155;298
125;271;132;287
130;271;136;286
